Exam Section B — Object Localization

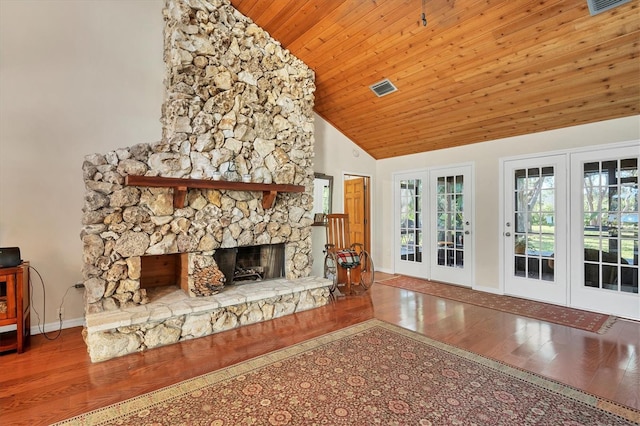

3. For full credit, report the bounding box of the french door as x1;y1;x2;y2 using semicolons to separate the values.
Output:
503;155;568;306
502;144;639;319
569;147;639;319
394;166;474;285
429;166;473;286
394;172;428;277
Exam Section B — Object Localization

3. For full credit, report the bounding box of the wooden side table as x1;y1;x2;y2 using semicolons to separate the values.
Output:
0;262;30;353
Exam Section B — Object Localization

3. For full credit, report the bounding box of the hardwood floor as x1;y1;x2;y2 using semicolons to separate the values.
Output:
1;275;638;425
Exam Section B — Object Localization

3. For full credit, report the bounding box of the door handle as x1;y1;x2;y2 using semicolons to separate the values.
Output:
464;230;470;235
504;232;511;237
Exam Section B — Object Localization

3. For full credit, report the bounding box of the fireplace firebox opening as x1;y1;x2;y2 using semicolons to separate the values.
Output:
138;244;285;300
140;253;187;291
214;244;285;285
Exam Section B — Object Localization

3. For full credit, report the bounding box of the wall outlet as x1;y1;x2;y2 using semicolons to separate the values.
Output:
57;308;64;319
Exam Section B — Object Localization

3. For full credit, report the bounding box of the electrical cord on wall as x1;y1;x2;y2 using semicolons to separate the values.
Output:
28;265;73;340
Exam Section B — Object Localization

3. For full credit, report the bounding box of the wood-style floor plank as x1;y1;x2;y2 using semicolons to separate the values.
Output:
1;276;638;425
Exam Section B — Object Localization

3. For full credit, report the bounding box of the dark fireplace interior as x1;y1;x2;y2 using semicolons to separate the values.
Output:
214;244;285;285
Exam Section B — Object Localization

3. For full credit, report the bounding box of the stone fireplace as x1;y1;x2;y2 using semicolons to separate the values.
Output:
80;0;330;362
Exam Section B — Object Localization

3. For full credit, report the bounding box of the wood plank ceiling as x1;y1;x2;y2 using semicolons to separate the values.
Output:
230;0;640;159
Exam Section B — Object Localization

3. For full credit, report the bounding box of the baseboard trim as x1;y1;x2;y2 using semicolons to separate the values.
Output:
0;317;85;335
471;285;503;295
30;317;85;335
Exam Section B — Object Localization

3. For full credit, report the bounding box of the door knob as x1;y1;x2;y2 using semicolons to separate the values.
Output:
465;230;470;235
504;232;511;237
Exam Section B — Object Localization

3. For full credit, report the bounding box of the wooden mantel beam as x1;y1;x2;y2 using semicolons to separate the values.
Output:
125;175;305;209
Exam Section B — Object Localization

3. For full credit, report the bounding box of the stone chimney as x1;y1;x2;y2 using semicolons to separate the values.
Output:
80;0;329;362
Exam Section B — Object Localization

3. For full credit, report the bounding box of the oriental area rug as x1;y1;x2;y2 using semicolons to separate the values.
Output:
55;320;638;426
379;275;616;334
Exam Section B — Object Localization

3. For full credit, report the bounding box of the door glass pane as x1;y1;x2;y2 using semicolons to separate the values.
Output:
400;179;422;263
437;174;464;268
582;158;638;293
513;167;555;281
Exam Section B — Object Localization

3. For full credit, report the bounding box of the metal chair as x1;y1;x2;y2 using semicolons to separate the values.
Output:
323;214;374;294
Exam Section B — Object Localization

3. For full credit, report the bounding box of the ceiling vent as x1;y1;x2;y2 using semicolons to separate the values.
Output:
369;79;398;97
587;0;631;15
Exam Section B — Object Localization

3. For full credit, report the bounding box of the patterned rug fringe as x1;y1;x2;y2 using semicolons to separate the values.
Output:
597;314;619;334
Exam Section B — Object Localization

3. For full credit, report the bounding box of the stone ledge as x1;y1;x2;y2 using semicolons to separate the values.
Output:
86;277;331;333
84;277;332;362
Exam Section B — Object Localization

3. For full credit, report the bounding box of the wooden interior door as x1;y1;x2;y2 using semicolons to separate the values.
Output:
344;177;370;254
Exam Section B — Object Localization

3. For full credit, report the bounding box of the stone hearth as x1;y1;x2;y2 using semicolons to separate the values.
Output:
80;0;329;362
85;278;329;362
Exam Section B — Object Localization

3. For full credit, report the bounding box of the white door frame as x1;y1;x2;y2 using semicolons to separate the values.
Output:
569;146;639;319
393;170;429;277
343;171;374;253
393;163;475;285
429;164;475;287
501;155;568;306
499;140;639;318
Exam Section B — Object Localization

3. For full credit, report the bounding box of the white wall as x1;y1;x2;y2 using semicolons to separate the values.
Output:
311;115;377;276
374;116;640;290
0;0;165;327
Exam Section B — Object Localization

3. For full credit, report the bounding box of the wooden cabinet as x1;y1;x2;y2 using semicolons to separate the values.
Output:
0;262;30;353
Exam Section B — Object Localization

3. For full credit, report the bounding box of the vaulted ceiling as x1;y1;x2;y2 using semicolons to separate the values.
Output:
230;0;639;159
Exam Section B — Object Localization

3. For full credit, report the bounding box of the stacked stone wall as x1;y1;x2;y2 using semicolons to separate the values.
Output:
81;0;316;315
